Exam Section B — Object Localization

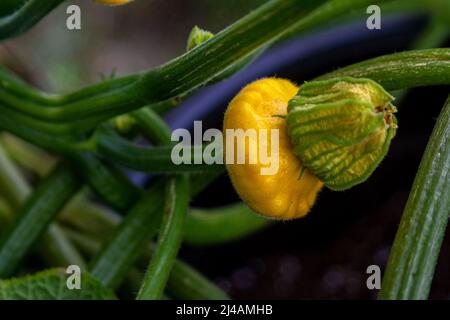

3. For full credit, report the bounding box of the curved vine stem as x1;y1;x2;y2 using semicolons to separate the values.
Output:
0;163;82;278
316;49;450;90
62;224;229;300
0;145;86;270
379;95;450;300
0;145;30;207
92;125;220;173
0;0;392;126
89;180;166;288
167;260;230;300
0;49;447;161
184;204;271;246
0;0;448;301
2;48;449;175
137;175;190;300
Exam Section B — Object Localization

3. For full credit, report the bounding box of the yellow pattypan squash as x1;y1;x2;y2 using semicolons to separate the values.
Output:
223;78;324;220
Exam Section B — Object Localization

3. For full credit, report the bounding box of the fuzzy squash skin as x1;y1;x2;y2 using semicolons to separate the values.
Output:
223;78;323;220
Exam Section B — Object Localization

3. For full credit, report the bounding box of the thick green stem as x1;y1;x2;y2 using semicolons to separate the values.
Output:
93;125;221;173
0;133;55;177
137;175;190;300
0;163;82;278
391;20;449;103
90;180;166;288
63;225;229;300
0;0;391;126
167;260;229;300
34;224;86;269
0;49;448;163
0;144;86;270
60;201;122;241
61;165;232;293
132;108;172;144
379;95;450;300
71;152;142;212
0;145;30;208
316;49;450;90
184;203;271;246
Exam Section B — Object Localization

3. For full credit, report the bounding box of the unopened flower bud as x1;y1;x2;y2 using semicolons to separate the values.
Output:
114;114;137;134
287;77;397;190
186;26;214;51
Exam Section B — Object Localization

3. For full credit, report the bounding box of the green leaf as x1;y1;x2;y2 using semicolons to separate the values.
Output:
0;268;116;300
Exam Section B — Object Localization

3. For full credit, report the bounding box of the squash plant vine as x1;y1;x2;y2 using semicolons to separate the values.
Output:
0;0;448;300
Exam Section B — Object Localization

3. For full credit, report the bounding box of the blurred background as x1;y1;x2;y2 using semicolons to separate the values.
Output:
1;0;449;299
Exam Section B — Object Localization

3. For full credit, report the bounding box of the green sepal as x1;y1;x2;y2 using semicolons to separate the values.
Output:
186;26;214;51
287;77;397;190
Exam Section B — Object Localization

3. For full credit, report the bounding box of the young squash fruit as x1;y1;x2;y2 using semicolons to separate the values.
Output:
223;78;324;220
224;77;397;220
